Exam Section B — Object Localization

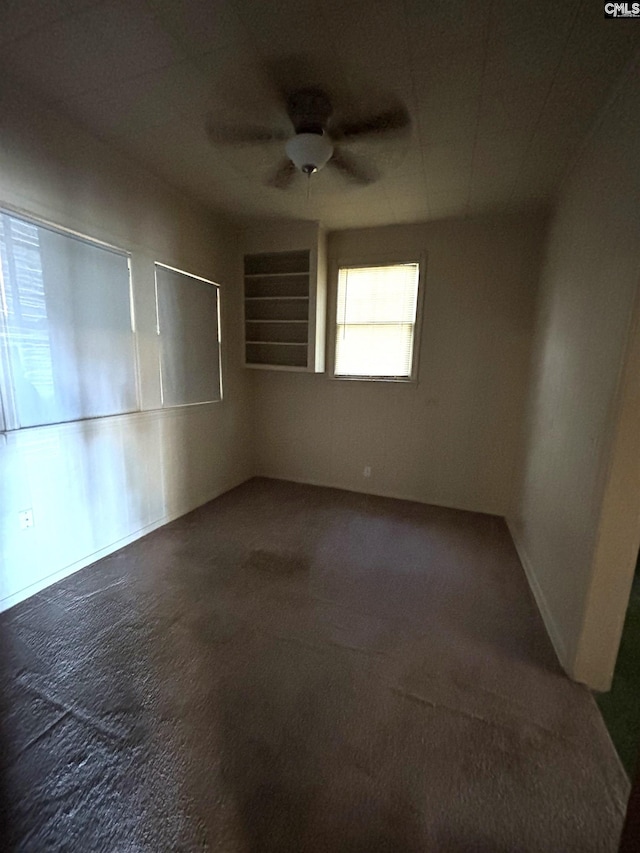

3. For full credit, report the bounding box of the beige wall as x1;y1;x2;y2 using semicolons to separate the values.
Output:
509;57;640;690
250;213;546;516
0;80;252;610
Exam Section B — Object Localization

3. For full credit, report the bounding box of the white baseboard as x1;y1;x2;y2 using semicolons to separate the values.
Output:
506;516;570;674
254;472;506;518
0;474;251;614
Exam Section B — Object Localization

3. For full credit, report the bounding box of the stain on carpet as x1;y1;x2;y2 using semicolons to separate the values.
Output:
245;548;309;576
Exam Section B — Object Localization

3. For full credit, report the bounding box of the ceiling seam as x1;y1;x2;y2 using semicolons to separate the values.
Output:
505;0;584;209
0;0;106;48
54;57;194;120
464;0;494;220
553;43;640;203
399;0;431;219
141;0;200;63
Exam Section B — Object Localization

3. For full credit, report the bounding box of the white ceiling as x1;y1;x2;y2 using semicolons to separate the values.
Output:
1;0;639;229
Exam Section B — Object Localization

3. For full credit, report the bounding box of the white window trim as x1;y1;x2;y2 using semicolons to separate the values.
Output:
328;253;427;383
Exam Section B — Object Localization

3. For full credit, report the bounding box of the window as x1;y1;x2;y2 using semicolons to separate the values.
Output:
334;262;420;380
155;264;222;407
0;210;137;430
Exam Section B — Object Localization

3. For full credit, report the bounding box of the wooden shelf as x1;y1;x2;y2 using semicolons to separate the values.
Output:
243;238;326;371
245;249;310;277
246;341;307;346
246;341;307;367
245;363;310;372
244;271;310;279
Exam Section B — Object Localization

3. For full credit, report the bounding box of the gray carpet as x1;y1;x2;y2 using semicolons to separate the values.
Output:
0;478;628;851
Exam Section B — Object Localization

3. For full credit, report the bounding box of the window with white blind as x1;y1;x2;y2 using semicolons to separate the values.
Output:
334;262;420;380
0;209;137;431
155;264;222;407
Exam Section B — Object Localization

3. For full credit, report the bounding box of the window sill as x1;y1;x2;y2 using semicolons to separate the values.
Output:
331;374;417;384
0;399;224;438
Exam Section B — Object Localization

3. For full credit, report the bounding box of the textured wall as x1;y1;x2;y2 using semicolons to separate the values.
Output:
0;79;252;610
250;213;546;516
509;57;640;690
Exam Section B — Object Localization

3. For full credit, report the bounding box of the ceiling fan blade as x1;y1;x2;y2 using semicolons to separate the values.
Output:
329;149;377;185
206;120;288;145
266;158;297;189
331;105;410;141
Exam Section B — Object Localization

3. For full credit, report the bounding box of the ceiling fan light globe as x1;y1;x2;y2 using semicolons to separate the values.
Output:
285;133;333;174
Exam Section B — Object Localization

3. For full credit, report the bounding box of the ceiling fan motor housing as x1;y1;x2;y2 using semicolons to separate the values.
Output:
286;87;333;133
285;132;334;174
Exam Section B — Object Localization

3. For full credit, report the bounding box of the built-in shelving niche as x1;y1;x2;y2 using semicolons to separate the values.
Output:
243;242;326;372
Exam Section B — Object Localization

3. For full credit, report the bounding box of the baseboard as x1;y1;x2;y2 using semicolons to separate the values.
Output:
253;472;506;518
0;473;252;614
506;516;570;674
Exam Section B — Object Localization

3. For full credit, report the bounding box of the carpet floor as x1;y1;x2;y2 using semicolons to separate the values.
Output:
0;478;629;852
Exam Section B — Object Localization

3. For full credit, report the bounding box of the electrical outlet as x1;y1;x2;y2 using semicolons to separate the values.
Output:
363;466;372;478
18;509;34;530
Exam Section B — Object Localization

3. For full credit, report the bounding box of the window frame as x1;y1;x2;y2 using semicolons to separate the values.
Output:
328;253;426;383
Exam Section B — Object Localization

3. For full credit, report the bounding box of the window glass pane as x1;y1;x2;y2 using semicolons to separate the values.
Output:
337;264;418;324
155;265;221;407
335;263;419;378
336;323;415;377
0;212;137;429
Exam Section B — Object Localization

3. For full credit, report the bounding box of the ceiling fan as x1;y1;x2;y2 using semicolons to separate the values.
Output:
206;87;410;190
